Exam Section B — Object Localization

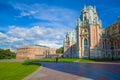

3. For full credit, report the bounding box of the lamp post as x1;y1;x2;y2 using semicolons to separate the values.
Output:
105;39;107;58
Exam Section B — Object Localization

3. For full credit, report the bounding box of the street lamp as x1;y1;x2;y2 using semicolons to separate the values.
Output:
105;39;108;58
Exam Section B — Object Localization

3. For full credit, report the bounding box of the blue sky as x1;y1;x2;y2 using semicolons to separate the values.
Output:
0;0;120;49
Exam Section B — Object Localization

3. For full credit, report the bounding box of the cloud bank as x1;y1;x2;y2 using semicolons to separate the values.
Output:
0;25;69;49
0;3;79;49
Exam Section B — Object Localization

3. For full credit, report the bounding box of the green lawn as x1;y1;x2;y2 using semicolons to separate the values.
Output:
0;62;39;80
24;58;120;63
24;58;78;63
23;58;97;63
76;58;120;62
58;58;78;62
76;59;95;62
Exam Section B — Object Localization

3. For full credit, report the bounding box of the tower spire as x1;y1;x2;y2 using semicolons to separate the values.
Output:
84;0;86;7
84;4;86;9
94;5;96;10
94;5;96;13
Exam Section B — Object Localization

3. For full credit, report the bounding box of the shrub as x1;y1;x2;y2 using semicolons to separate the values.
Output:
0;49;16;59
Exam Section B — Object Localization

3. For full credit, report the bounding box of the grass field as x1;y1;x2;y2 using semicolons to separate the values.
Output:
23;58;78;64
0;62;39;80
23;58;96;64
75;58;120;62
23;58;120;64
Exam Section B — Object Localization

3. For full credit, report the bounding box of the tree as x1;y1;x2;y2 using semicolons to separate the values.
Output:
56;47;64;54
0;49;16;59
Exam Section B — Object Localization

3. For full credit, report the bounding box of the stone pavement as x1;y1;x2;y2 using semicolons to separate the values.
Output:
24;62;120;80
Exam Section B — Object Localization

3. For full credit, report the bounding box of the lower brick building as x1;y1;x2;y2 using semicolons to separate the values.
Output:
16;45;56;59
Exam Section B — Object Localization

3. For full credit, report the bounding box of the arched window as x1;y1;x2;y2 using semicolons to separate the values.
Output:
82;29;87;33
84;38;88;58
84;38;88;45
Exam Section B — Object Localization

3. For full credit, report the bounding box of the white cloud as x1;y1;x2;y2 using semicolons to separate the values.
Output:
0;25;69;49
0;32;8;39
7;25;66;40
37;40;63;49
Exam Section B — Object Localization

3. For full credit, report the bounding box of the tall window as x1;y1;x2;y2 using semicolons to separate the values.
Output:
84;38;88;58
84;38;88;45
103;42;104;48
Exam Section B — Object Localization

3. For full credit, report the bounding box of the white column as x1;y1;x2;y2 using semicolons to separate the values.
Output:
90;25;93;48
82;37;84;58
97;25;99;47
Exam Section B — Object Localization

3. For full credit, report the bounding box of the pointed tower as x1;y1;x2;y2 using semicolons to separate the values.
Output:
76;5;103;58
63;31;76;58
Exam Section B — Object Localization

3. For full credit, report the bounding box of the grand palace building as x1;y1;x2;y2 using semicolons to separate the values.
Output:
63;5;120;58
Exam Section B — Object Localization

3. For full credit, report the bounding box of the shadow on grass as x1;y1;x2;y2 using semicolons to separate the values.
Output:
88;58;120;62
22;58;78;64
22;59;41;66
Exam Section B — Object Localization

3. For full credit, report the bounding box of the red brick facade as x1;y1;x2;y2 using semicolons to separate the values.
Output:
16;45;56;59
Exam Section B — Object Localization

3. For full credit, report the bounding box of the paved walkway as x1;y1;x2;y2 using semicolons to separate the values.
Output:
24;62;120;80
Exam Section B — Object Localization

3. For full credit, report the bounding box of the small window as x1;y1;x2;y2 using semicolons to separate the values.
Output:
84;29;87;32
